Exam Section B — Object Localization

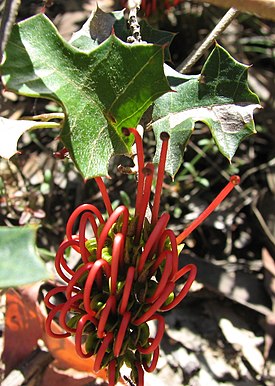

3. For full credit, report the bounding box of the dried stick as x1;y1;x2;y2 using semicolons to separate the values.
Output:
2;348;53;386
197;0;275;21
0;0;21;61
177;7;239;74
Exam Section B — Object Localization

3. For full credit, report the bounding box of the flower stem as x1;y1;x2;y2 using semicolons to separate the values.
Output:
132;282;174;325
158;229;178;277
119;266;135;315
83;259;111;315
151;132;169;226
45;304;71;339
114;311;131;357
44;286;67;309
146;251;172;303
75;315;98;358
55;239;79;282
22;112;64;121
176;175;241;244
122;127;145;217
134;164;154;243
66;204;104;241
137;212;170;273
108;359;117;386
96;205;129;260
97;295;116;338
110;233;124;294
95;177;113;216
65;262;94;299
59;293;83;333
137;314;165;354
79;212;98;262
94;332;114;372
161;264;197;311
142;338;159;372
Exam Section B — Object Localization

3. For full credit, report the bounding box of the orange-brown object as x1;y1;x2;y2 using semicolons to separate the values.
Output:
42;320;107;378
41;365;104;386
2;287;44;375
2;287;108;381
197;0;275;21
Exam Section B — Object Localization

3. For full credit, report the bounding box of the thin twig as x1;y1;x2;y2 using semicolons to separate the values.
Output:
197;0;275;21
252;201;275;247
2;348;53;386
21;112;65;122
0;0;21;61
189;141;275;247
177;7;240;74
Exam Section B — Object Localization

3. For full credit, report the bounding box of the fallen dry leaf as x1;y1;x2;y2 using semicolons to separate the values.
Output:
41;364;107;386
2;286;43;375
42;320;107;379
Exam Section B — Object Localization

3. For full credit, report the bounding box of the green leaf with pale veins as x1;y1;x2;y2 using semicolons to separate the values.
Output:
0;226;49;288
70;6;117;52
1;14;170;178
139;20;175;62
153;44;261;176
113;14;175;61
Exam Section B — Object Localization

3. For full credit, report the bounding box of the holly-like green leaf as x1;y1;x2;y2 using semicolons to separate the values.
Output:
0;226;49;288
153;45;261;176
70;6;117;52
70;8;175;61
1;14;170;178
114;15;175;61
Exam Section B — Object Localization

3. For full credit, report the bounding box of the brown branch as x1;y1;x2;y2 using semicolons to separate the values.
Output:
197;0;275;21
2;348;53;386
177;7;239;73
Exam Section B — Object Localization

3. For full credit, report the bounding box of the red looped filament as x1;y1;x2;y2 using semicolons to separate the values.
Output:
151;132;170;226
45;127;241;386
176;175;241;244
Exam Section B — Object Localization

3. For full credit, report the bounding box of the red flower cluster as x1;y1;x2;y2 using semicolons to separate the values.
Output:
45;128;239;385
